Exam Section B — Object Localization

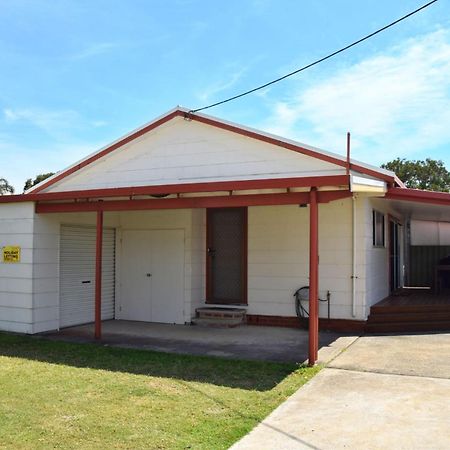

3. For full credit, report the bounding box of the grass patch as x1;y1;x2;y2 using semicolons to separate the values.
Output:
0;332;319;449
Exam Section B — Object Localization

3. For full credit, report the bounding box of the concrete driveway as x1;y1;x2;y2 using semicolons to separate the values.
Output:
232;333;450;450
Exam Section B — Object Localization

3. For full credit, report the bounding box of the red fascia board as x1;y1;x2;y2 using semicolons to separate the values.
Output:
28;107;392;194
36;192;311;213
319;190;352;203
386;187;450;206
2;175;350;203
35;190;351;213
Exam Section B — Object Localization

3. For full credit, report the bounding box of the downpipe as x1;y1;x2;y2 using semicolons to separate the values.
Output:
351;195;357;318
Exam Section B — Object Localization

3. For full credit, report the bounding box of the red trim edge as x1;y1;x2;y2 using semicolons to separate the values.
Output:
35;190;352;213
386;187;450;206
1;175;350;203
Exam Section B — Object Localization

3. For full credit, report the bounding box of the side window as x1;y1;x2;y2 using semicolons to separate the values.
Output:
372;210;385;247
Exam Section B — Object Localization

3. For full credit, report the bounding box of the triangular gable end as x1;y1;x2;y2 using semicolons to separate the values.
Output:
31;107;397;194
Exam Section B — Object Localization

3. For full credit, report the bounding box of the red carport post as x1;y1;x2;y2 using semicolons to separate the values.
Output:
308;188;319;366
95;209;103;340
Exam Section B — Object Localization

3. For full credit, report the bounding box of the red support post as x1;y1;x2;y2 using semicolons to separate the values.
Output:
94;210;103;339
308;188;319;366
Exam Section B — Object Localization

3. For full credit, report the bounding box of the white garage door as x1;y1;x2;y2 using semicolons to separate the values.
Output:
60;225;116;328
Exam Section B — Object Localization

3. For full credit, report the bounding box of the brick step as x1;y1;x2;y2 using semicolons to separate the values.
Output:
365;320;450;333
196;307;246;320
367;311;450;324
191;317;244;328
193;307;246;328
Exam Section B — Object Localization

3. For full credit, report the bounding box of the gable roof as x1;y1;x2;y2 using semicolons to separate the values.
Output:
28;106;402;194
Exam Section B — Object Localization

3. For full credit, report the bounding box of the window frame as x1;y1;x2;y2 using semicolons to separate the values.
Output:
372;210;385;248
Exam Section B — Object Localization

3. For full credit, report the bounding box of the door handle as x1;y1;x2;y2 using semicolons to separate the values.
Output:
207;247;216;255
146;273;152;277
81;280;91;284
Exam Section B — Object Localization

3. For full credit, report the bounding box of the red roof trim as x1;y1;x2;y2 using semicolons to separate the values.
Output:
0;175;349;203
35;190;352;213
386;187;450;206
28;107;395;194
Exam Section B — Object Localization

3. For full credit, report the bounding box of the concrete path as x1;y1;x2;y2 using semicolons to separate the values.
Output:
42;320;356;364
232;333;450;450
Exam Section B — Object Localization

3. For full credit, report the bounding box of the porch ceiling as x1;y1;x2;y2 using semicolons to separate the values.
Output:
379;198;450;222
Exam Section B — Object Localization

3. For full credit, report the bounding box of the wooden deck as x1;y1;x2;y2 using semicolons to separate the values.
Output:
372;289;450;311
366;289;450;333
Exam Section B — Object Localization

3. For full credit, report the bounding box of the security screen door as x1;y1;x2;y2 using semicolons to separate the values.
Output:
207;208;247;304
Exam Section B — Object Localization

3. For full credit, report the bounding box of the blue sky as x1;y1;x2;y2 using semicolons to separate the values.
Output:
0;0;449;192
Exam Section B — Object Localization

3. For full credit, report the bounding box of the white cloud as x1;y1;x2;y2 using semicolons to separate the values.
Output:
91;120;108;128
261;28;450;165
197;56;266;103
1;107;108;191
198;66;249;103
3;107;80;138
0;136;103;193
70;42;119;60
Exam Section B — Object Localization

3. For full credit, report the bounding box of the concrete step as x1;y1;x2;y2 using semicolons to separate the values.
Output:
191;317;244;328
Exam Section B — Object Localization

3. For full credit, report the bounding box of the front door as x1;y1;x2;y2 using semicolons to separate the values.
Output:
207;208;247;304
389;221;401;292
120;229;185;324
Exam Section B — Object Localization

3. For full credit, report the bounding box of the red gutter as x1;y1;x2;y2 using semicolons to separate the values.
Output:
386;187;450;206
1;175;350;204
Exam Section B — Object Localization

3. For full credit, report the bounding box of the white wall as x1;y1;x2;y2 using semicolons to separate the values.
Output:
411;220;450;245
0;197;376;334
244;199;366;321
364;197;406;313
0;203;35;333
189;209;206;317
45;116;345;193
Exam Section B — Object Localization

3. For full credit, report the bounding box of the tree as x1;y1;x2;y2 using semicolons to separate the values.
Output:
23;172;55;192
381;158;450;192
0;178;14;195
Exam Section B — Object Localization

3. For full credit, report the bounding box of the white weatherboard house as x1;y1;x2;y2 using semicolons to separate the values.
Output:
1;107;449;363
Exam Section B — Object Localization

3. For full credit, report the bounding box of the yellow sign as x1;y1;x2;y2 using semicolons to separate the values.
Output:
3;246;21;263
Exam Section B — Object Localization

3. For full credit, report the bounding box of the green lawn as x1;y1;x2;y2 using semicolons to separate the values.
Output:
0;333;319;450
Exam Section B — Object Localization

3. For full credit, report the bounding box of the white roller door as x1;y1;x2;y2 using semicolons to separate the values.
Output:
60;225;115;328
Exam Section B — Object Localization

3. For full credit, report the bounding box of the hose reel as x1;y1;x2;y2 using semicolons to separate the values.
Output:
294;286;331;320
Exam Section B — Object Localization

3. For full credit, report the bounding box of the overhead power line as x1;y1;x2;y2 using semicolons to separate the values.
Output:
190;0;438;114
